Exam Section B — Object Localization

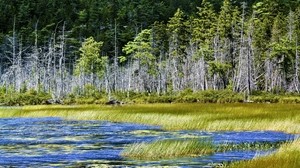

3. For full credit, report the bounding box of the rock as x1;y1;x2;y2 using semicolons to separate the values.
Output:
106;99;123;105
45;99;63;105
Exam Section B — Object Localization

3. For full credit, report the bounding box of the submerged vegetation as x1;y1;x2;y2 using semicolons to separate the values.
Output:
122;139;214;160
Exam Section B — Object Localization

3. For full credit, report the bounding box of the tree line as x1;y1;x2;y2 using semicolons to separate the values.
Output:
0;0;300;102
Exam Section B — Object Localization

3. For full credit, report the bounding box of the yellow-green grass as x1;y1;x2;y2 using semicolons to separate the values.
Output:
228;139;300;168
0;103;299;134
122;139;214;160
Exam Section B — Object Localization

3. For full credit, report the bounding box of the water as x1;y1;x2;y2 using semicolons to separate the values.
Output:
0;118;296;167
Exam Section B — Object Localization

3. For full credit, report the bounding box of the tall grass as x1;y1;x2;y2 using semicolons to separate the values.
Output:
228;139;300;168
0;103;299;134
122;138;214;160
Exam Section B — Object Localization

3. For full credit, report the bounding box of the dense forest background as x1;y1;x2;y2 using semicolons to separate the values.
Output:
1;0;300;103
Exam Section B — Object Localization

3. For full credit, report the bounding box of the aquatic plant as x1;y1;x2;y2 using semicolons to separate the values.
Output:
122;138;214;160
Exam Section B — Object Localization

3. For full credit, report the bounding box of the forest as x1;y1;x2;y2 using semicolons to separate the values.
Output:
0;0;300;104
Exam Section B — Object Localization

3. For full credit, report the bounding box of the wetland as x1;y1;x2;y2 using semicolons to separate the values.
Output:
0;104;299;167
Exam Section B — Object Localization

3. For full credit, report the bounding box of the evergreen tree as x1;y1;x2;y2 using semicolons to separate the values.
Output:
192;0;216;60
167;8;188;91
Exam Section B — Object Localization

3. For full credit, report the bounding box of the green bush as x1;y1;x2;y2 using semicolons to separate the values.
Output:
0;89;51;106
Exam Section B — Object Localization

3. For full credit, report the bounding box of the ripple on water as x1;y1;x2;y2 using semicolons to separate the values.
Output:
0;117;297;167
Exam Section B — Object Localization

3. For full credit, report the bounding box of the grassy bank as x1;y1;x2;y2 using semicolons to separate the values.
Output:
0;103;299;134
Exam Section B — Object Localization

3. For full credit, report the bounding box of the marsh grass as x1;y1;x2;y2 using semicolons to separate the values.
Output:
0;103;299;133
122;138;214;160
122;139;287;160
228;139;300;168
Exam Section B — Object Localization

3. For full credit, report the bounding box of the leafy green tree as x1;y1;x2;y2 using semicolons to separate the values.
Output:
208;61;231;84
122;29;157;93
75;37;108;85
122;29;156;74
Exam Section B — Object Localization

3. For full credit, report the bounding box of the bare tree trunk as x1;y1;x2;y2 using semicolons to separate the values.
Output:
16;38;23;92
294;36;299;92
58;22;66;98
127;57;132;98
113;19;118;92
12;16;17;90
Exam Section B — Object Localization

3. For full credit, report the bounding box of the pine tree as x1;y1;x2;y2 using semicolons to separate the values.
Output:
192;0;216;61
167;8;188;91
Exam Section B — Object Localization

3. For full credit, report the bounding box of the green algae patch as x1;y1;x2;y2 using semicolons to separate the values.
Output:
121;139;214;160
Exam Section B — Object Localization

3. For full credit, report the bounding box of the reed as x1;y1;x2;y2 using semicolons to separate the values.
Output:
122;138;214;160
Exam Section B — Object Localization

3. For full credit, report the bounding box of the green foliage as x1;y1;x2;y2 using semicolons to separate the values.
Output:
64;84;108;105
217;0;233;39
167;8;188;58
191;0;216;61
75;37;108;78
0;89;51;106
192;0;216;43
122;29;157;74
208;61;231;77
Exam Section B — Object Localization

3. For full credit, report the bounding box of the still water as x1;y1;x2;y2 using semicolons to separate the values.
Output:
0;118;296;167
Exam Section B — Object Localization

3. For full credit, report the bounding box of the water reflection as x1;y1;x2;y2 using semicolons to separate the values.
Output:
0;118;296;167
